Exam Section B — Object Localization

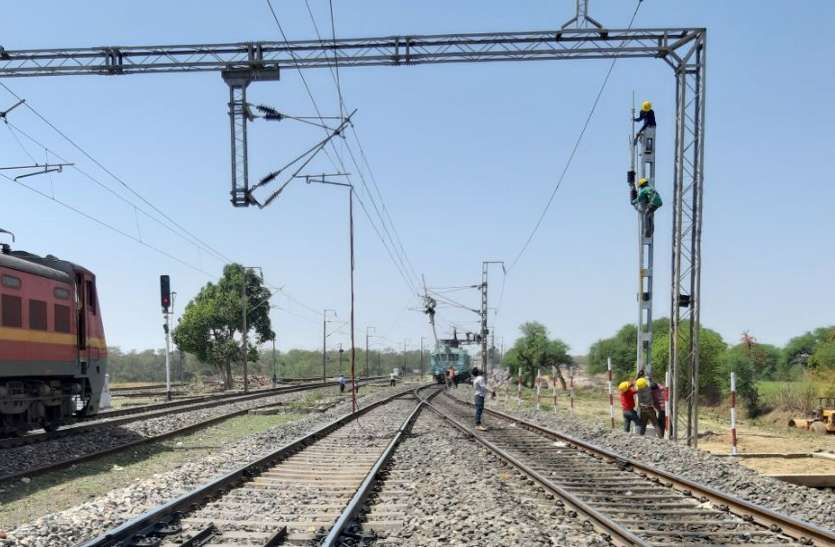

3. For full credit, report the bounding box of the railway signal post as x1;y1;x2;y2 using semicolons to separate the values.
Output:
160;275;172;401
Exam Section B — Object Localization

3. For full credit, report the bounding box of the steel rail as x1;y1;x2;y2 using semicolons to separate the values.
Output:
320;385;440;546
0;377;386;449
0;380;382;483
452;397;835;547
109;382;187;393
420;394;648;547
74;383;429;547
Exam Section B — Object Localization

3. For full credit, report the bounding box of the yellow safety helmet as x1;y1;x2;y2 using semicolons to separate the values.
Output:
618;381;630;393
641;100;652;112
636;377;650;390
638;178;649;187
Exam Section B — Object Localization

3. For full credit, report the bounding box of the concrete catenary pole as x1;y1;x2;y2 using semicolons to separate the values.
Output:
535;368;542;410
730;371;738;455
552;365;559;414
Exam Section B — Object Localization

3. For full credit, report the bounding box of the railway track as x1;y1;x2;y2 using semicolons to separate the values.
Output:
430;393;835;547
76;384;438;547
0;379;386;483
0;378;385;450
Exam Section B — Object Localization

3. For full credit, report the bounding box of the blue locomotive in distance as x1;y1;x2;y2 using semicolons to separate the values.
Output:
430;342;471;384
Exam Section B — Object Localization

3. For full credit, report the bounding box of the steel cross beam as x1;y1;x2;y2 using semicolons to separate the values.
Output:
0;27;706;444
0;29;702;76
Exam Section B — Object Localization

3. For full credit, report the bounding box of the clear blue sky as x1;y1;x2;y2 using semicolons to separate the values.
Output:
1;1;833;356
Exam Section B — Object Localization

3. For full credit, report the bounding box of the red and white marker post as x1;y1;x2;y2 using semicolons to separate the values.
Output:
664;369;671;440
551;365;559;414
730;371;738;455
535;368;542;410
607;357;615;429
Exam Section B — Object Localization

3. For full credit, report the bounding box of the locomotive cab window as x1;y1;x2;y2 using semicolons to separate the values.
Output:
54;304;71;333
1;275;21;289
1;294;22;327
86;280;97;315
29;299;47;331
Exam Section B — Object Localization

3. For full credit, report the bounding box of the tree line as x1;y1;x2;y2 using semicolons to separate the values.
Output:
587;319;835;415
107;346;430;384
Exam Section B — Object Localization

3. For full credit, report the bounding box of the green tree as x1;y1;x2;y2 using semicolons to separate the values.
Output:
502;322;572;387
173;264;274;388
588;318;670;377
720;338;772;416
809;340;835;370
780;326;835;377
651;322;727;404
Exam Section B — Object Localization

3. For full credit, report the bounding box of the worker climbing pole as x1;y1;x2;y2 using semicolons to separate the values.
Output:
628;100;662;377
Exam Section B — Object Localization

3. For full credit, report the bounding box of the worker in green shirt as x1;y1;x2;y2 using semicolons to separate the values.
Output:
631;178;662;237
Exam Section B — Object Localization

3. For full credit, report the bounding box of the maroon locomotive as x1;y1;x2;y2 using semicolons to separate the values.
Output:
0;241;107;435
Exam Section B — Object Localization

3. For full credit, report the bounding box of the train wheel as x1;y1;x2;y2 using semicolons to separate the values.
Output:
43;407;62;433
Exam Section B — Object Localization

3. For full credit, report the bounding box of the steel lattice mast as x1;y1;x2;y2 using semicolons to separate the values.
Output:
0;18;706;445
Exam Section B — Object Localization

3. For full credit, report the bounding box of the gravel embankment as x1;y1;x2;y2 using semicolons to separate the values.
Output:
342;409;609;546
0;383;413;547
450;386;835;533
0;385;356;479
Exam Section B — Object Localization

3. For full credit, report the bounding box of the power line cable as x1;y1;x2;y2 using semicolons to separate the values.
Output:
328;0;344;124
301;3;421;291
0;81;232;264
265;0;419;297
4;120;230;263
2;90;331;331
507;0;643;272
1;172;216;277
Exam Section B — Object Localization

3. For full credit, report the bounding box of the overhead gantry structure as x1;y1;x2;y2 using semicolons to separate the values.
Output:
0;5;706;445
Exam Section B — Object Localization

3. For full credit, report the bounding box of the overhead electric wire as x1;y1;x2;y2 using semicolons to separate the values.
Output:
265;0;419;297
327;0;344;124
3;96;328;323
506;0;643;273
1;172;215;277
294;0;421;292
0;81;232;264
2;80;330;335
6;123;38;164
4;120;230;263
348;125;421;284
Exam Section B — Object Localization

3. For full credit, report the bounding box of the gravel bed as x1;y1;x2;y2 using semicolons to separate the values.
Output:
181;398;419;539
0;385;364;479
342;409;609;546
0;383;414;547
450;386;835;533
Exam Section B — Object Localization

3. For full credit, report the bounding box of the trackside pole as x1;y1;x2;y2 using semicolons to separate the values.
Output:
664;369;672;440
607;357;615;429
730;372;738;455
552;365;558;414
569;364;575;416
517;374;522;408
535;368;542;410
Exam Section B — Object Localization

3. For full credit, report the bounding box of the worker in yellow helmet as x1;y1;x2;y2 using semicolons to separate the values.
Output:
635;376;662;438
631;177;663;238
633;100;656;145
618;380;639;432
